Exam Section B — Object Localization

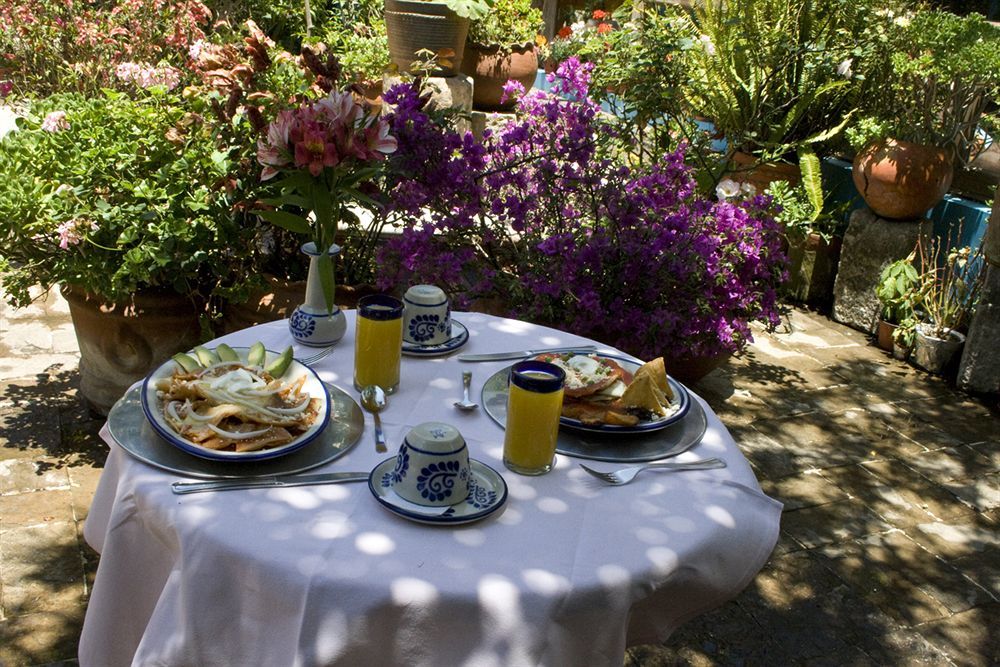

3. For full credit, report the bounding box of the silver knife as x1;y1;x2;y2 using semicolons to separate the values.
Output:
171;472;369;494
458;345;598;362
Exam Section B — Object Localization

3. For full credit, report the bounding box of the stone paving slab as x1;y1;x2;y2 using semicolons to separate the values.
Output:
1;290;998;666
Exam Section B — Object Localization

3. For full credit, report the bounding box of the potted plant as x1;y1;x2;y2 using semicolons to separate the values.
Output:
909;234;986;374
0;91;245;413
317;0;391;106
672;0;861;191
383;0;494;77
761;150;848;306
377;59;787;383
461;0;543;111
874;254;920;351
848;9;1000;220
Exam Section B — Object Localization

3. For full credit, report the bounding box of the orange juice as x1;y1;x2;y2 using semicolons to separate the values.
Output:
503;362;566;475
354;296;404;393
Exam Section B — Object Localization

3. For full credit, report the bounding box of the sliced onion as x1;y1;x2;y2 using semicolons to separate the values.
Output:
184;401;219;423
267;398;310;414
207;423;272;440
165;400;183;424
242;385;284;397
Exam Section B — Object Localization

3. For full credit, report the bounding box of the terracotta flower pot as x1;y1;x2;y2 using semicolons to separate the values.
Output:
62;286;203;415
384;0;469;77
727;152;801;194
852;139;954;221
221;274;306;335
661;349;733;385
876;319;898;351
461;41;538;111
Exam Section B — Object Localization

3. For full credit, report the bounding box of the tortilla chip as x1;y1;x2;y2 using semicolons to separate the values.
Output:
633;357;673;401
620;375;669;416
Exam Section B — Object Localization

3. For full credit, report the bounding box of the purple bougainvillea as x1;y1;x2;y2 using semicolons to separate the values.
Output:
377;58;787;359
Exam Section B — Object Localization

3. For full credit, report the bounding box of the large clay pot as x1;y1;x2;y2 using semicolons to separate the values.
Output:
727;152;801;194
852;139;954;221
661;349;733;385
221;274;306;335
461;41;538;111
384;0;469;77
62;286;203;415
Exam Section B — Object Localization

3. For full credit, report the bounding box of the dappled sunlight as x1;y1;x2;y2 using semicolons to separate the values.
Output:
522;569;572;596
355;531;395;555
704;505;736;529
453;529;488;547
536;496;570;514
391;577;440;606
645;547;680;575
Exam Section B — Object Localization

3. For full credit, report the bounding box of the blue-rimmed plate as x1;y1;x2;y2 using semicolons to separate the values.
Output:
481;353;691;435
401;320;469;357
140;347;331;462
368;457;508;525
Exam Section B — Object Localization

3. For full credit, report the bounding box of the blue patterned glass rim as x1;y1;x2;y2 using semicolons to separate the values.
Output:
509;360;565;393
358;294;403;320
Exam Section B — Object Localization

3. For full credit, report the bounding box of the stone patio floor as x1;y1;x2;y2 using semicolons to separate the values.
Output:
0;286;997;666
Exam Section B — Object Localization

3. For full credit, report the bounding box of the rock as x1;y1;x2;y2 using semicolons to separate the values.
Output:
383;73;473;134
470;109;516;141
832;207;932;333
958;262;1000;395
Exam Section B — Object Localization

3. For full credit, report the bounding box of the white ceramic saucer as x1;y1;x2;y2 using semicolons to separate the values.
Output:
368;456;507;525
401;320;469;357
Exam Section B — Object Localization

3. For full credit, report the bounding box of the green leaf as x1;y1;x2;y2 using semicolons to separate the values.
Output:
254;209;311;235
797;149;823;222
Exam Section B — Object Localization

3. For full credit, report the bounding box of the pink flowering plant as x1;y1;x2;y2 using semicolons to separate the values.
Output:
0;0;210;96
377;58;786;359
255;89;397;309
0;91;245;308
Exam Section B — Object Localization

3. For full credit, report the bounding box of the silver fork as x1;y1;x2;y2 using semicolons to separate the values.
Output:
296;345;336;366
579;458;726;485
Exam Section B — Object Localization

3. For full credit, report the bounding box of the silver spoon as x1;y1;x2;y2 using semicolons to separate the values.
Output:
453;371;479;411
360;385;388;453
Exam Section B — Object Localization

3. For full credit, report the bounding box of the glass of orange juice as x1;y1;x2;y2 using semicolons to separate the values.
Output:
353;295;404;394
503;360;566;475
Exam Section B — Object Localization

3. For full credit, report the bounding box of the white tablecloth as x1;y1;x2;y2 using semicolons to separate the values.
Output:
80;312;782;667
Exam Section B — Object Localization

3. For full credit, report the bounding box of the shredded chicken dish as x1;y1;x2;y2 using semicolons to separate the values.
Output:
155;362;323;452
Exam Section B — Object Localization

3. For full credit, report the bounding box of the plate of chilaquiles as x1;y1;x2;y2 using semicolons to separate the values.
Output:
140;343;331;462
532;353;691;434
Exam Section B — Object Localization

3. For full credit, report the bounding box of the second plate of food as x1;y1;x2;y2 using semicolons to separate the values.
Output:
481;352;690;435
140;344;331;462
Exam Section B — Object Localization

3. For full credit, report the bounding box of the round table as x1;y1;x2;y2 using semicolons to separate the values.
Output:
80;312;782;667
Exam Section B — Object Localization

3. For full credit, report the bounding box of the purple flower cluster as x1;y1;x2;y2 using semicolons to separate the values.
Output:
377;58;787;358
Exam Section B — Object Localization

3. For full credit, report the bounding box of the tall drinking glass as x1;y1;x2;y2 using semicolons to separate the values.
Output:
503;360;566;475
354;295;404;394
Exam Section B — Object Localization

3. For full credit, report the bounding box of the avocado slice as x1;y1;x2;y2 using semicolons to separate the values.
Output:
247;341;267;367
264;346;294;378
172;352;202;373
215;343;240;362
193;346;221;367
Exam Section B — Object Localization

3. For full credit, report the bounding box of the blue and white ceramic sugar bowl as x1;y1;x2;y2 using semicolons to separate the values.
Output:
402;285;451;346
388;422;471;507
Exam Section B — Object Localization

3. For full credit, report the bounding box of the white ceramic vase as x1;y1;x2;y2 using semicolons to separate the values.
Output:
288;242;347;347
